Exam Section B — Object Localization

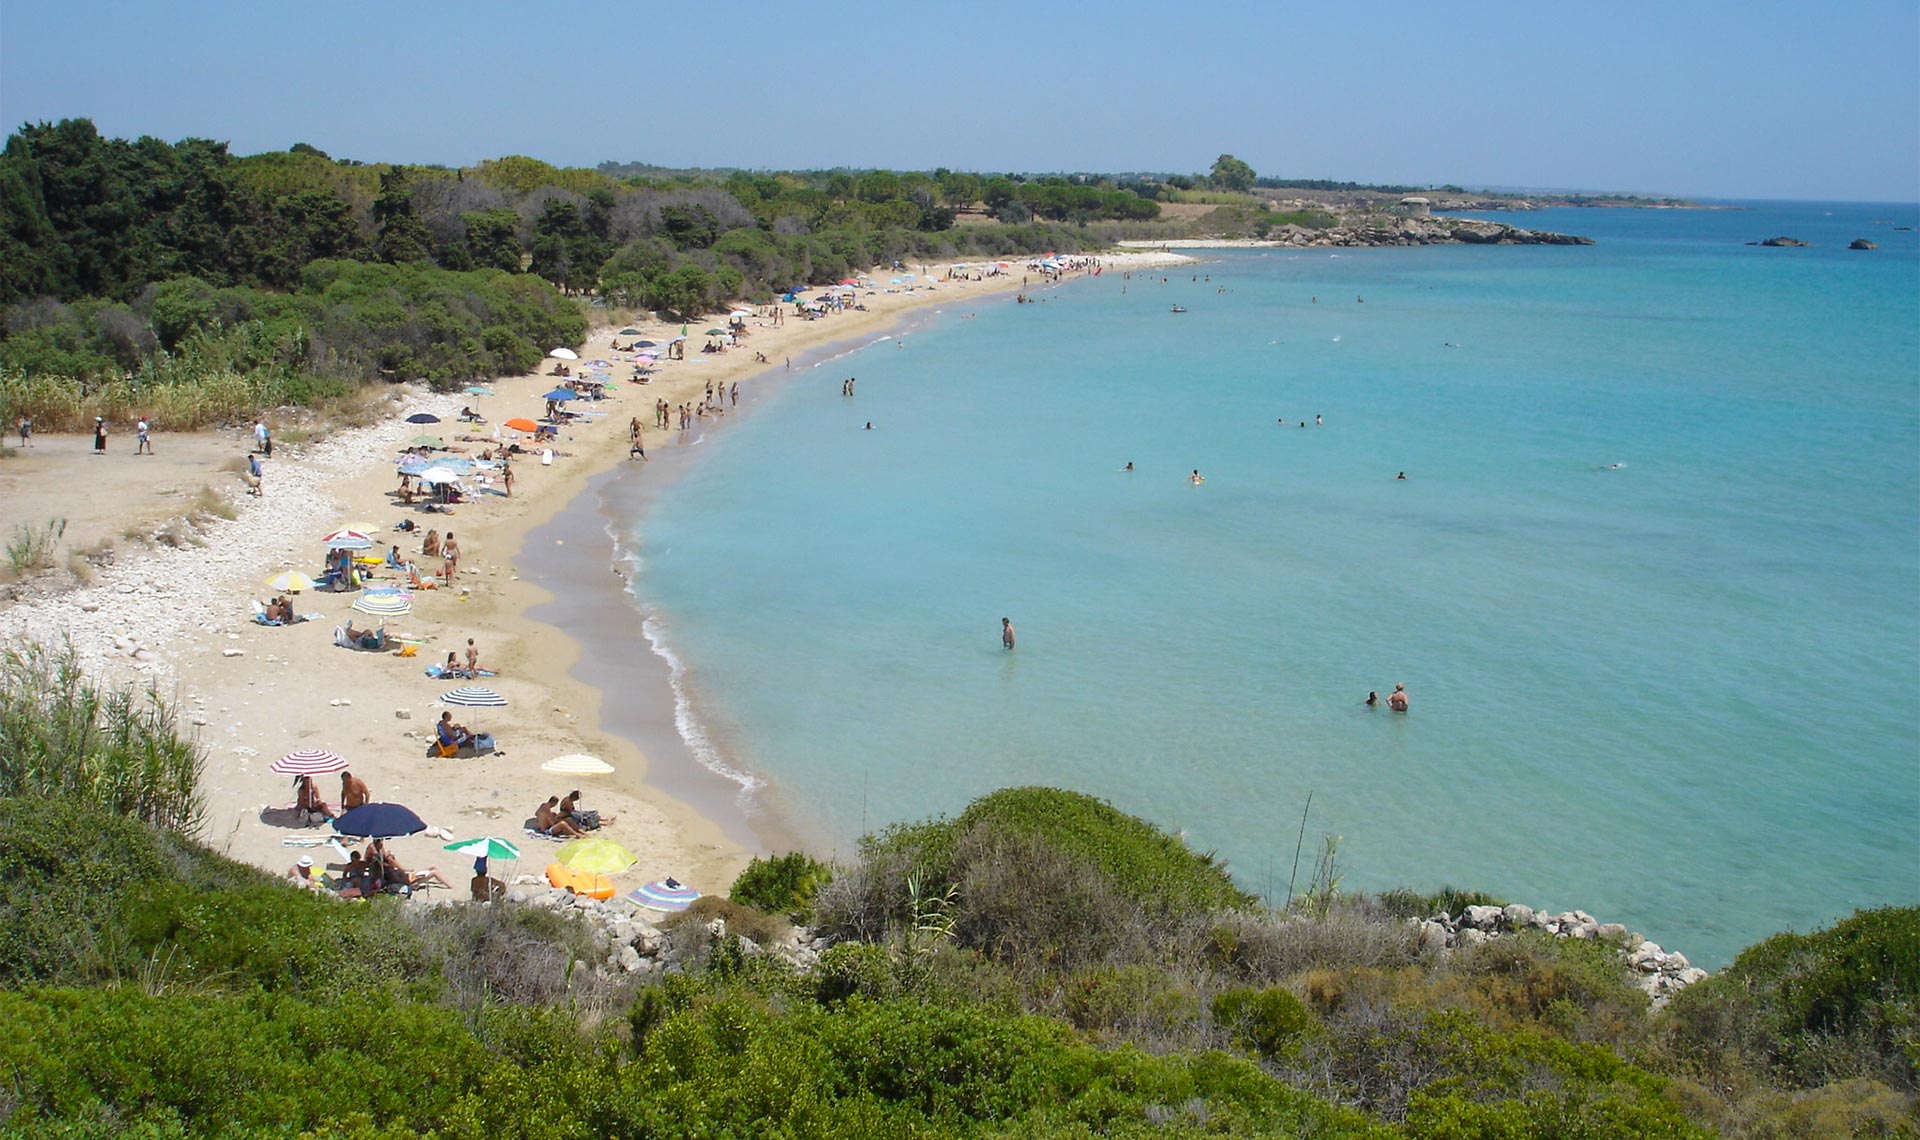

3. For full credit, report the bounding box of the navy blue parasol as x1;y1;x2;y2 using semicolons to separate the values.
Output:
332;802;428;838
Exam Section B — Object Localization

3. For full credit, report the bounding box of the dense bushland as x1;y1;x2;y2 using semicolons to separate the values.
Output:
1;643;1912;1138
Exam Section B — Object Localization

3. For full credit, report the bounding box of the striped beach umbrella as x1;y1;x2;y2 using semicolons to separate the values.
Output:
320;529;374;550
441;686;507;708
351;593;412;617
271;748;348;776
444;836;521;861
542;753;615;776
630;879;700;912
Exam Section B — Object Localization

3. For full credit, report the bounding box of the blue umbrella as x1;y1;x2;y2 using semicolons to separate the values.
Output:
781;294;797;303
542;389;579;402
634;340;658;348
333;802;427;839
405;413;441;424
397;457;433;475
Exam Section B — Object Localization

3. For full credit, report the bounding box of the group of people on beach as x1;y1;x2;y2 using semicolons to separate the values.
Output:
533;790;613;839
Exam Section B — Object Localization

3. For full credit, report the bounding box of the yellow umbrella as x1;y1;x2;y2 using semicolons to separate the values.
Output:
553;836;636;875
265;571;317;593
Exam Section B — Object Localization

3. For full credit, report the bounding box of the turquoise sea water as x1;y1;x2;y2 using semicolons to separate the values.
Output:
624;201;1919;966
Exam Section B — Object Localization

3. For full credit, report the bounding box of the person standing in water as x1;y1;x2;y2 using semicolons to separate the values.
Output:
1388;683;1409;712
1001;617;1016;651
1189;469;1205;485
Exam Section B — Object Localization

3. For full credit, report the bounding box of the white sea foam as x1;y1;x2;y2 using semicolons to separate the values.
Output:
637;605;764;800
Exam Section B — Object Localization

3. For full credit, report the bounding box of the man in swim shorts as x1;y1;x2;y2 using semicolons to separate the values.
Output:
1002;617;1016;651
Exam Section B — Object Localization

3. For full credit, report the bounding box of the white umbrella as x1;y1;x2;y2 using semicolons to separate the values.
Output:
548;347;579;360
417;468;460;485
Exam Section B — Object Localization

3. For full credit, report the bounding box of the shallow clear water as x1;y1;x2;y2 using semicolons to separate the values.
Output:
628;201;1920;966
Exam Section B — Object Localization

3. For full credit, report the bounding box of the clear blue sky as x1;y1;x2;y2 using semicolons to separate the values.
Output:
3;0;1915;201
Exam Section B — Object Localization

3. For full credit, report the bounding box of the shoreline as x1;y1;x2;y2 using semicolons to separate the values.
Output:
0;249;1193;900
510;253;1196;866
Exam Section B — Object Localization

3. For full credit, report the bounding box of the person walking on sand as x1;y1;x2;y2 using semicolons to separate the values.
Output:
1388;683;1409;712
16;415;29;448
465;638;481;675
92;417;107;454
1002;617;1016;651
135;416;152;454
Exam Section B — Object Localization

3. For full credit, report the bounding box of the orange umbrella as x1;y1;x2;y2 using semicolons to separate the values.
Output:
504;418;539;432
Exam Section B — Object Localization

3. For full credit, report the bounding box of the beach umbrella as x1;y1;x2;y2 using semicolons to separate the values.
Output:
410;435;446;449
728;308;752;317
704;328;727;337
542;753;615;776
405;413;441;424
397;456;433;475
618;328;642;336
264;570;317;593
781;293;797;303
271;748;349;776
635;340;658;348
541;389;578;402
320;529;374;551
444;836;521;861
554;836;637;875
838;278;859;285
361;585;412;599
333;802;427;839
548;347;579;360
630;879;700;912
351;593;412;617
504;417;540;432
441;686;507;708
417;468;459;486
464;385;494;395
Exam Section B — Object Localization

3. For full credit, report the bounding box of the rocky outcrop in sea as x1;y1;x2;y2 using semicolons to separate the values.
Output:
1408;903;1707;1007
1264;216;1593;248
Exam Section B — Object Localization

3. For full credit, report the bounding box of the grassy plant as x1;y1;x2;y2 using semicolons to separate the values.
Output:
189;485;235;522
729;851;833;922
5;516;66;575
0;640;204;834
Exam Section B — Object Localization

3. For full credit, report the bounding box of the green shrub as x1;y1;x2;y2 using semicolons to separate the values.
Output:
1662;905;1920;1092
730;851;833;921
813;942;899;1004
1212;985;1318;1060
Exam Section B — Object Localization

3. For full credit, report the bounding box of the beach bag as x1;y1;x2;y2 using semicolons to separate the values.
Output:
577;809;601;830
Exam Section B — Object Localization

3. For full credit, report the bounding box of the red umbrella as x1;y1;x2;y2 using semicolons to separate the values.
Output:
504;418;540;432
271;749;349;776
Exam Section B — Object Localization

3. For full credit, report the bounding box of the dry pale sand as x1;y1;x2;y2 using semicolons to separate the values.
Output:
1;252;1191;900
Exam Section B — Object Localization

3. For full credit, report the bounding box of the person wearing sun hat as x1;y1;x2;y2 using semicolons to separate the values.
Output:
287;855;321;890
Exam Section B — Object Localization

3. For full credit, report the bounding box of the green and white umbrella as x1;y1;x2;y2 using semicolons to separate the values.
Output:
444;836;521;861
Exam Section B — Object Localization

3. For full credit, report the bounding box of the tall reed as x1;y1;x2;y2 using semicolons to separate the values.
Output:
0;641;205;834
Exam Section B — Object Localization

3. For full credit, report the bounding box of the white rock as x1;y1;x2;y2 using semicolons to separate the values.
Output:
1503;903;1535;928
222;648;245;657
1464;904;1504;930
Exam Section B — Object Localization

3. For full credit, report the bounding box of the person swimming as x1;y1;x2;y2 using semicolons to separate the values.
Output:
1123;461;1134;471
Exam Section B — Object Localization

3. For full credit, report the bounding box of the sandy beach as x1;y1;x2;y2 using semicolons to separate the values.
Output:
0;251;1190;899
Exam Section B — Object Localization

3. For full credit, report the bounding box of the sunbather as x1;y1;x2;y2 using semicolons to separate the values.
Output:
436;711;474;750
558;789;614;831
370;840;450;890
422;529;441;559
287;856;322;890
295;775;335;825
534;795;586;838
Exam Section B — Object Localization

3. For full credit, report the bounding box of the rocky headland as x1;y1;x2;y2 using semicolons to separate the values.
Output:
1126;214;1595;251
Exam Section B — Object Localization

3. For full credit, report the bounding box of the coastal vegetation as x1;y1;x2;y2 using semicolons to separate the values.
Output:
1;657;1912;1138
